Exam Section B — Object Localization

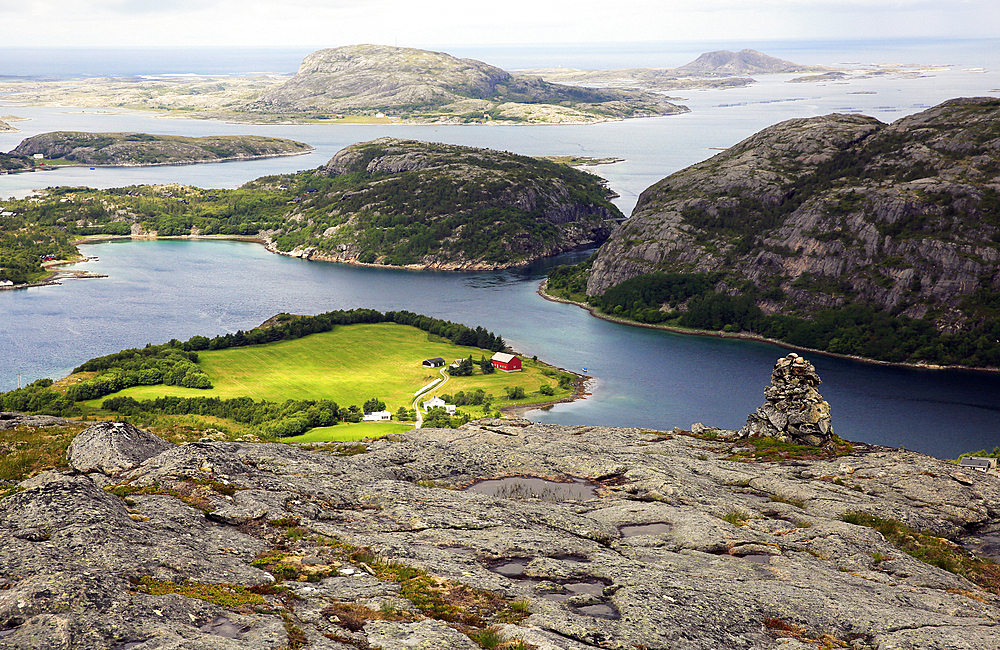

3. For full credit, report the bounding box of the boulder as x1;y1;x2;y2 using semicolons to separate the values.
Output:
67;421;174;476
739;353;834;446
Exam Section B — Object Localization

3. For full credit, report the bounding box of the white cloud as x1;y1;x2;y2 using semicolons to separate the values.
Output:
0;0;996;47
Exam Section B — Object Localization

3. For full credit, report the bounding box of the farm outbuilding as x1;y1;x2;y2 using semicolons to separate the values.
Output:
491;352;522;372
422;357;446;368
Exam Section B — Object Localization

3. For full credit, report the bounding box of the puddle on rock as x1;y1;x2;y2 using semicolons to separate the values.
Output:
464;476;597;502
962;533;1000;562
491;558;531;577
538;580;609;602
620;523;672;537
736;554;773;564
573;603;619;619
200;616;242;638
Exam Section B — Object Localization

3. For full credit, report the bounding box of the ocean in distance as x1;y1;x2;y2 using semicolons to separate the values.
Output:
2;39;1000;459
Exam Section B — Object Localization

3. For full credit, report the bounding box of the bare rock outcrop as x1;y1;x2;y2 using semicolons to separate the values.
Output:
67;421;174;476
4;418;1000;648
585;97;1000;336
739;353;833;446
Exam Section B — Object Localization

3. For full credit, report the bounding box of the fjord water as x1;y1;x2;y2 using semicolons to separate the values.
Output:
3;238;999;460
2;39;1000;458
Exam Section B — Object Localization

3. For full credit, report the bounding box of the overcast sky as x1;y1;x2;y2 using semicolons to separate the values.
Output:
1;1;997;49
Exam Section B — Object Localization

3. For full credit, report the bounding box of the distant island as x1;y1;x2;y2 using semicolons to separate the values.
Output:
546;97;1000;370
2;132;312;171
238;44;689;124
519;49;831;92
0;138;621;284
0;45;689;125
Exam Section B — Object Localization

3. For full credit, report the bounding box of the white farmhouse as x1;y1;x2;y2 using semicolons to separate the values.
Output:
422;396;456;414
362;410;392;422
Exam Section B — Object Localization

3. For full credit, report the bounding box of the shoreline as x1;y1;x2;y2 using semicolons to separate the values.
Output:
535;280;1000;376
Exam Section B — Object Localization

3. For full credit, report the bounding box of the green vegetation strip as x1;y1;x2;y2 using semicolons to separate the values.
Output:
841;511;1000;596
547;264;1000;368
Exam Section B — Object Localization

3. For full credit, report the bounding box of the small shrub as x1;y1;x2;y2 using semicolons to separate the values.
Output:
721;510;749;526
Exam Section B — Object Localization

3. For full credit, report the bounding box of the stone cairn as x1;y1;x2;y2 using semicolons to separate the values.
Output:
738;353;834;447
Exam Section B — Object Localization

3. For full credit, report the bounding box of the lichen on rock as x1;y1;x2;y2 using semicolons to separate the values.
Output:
66;421;174;476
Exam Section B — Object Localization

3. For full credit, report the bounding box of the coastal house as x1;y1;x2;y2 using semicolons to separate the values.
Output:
362;410;392;422
959;457;997;472
422;357;446;368
422;396;456;414
491;352;522;372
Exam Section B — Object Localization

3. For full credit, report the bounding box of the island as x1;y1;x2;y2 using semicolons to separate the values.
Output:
5;131;313;168
545;97;1000;370
521;48;943;94
0;138;622;284
0;45;689;125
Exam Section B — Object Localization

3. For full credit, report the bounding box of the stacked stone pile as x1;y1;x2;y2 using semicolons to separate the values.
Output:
739;353;833;446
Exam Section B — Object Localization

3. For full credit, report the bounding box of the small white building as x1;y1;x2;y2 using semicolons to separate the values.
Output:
362;410;392;422
422;396;456;414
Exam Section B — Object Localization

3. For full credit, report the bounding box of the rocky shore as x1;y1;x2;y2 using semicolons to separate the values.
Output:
3;399;1000;648
536;280;999;374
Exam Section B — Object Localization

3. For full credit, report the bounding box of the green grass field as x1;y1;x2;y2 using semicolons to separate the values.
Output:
93;323;575;418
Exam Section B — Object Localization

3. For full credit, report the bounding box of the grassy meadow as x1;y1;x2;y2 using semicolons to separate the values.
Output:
83;322;576;440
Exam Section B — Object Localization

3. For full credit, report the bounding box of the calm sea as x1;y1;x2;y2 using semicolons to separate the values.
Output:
2;40;1000;459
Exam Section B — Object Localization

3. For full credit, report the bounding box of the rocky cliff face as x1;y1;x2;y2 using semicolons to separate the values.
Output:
255;138;620;269
3;414;1000;649
240;45;688;123
587;98;1000;330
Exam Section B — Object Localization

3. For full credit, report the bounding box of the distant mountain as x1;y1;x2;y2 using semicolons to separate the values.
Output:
240;44;688;123
0;119;15;132
673;49;812;75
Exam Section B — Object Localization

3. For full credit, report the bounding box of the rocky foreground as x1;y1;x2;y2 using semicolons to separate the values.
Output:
3;409;1000;648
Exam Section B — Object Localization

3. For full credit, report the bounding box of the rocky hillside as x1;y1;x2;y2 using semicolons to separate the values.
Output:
586;97;1000;335
240;44;688;123
10;132;312;166
3;372;1000;649
251;138;621;269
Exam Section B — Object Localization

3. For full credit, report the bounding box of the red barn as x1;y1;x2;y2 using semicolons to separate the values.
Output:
491;352;522;372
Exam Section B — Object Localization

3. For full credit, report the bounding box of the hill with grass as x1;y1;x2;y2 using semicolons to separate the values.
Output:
8;132;312;167
549;98;1000;368
251;138;622;268
239;44;688;123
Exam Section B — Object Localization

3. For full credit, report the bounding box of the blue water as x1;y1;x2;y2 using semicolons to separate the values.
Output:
2;239;999;460
2;40;1000;459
